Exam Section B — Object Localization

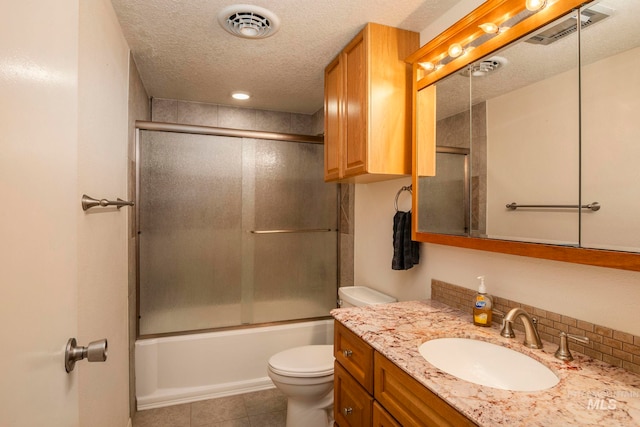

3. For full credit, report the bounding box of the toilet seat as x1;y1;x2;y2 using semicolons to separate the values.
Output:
268;345;334;378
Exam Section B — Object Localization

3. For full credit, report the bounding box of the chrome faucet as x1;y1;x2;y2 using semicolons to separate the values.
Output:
500;308;543;349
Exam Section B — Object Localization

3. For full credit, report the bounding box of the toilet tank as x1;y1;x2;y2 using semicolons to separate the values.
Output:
338;286;397;308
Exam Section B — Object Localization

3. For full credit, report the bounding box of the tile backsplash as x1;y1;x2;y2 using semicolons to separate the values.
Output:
432;279;640;375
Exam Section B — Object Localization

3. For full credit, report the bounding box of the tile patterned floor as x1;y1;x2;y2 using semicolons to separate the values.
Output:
133;388;287;427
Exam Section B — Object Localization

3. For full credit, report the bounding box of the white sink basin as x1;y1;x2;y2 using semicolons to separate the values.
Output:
418;338;559;392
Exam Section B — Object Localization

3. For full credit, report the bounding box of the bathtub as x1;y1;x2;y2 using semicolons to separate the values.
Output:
135;319;334;410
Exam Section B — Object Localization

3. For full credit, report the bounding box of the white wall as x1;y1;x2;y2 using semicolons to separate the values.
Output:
354;0;640;337
354;178;427;301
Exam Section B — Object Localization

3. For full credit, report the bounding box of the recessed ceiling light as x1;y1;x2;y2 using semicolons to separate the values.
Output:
231;92;250;100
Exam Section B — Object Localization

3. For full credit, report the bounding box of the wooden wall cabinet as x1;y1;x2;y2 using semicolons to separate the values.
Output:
324;23;419;183
334;321;477;427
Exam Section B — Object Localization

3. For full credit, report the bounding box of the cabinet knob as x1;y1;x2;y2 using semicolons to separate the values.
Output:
343;349;353;357
343;407;353;416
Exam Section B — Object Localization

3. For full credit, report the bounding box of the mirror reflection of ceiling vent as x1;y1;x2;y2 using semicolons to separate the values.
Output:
460;58;506;77
526;6;611;45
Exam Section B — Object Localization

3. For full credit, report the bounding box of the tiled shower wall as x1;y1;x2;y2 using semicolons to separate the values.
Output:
431;279;640;375
151;98;323;136
435;102;487;234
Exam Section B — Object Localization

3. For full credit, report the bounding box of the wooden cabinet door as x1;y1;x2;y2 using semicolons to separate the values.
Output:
374;352;477;427
334;320;374;393
335;362;373;427
341;29;367;178
372;401;401;427
324;55;342;181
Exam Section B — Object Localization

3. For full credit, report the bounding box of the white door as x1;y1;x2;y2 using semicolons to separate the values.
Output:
1;1;131;426
77;0;131;425
1;1;81;425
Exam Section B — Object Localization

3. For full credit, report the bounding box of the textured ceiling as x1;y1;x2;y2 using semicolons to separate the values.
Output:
111;0;461;114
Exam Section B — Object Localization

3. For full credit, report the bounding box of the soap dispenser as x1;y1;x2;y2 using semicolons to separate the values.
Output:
473;276;493;327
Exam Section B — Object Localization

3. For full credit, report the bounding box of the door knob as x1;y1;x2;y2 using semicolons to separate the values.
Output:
65;338;108;373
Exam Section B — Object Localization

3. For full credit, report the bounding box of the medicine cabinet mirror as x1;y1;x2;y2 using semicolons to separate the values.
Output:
408;0;640;271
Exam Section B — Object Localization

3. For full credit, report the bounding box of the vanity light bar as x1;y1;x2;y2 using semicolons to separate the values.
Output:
407;0;587;90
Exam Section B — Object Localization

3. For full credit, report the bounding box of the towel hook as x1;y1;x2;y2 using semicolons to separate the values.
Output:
394;185;412;212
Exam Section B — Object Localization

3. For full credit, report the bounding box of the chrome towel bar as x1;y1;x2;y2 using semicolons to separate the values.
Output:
506;202;600;211
82;194;134;211
249;228;334;234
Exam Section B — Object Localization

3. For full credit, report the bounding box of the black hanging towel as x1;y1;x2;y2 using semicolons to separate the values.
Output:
392;185;419;270
392;210;419;270
391;182;420;270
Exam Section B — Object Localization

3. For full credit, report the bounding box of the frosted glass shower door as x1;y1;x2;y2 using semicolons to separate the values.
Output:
138;131;337;336
248;139;338;324
418;151;469;236
138;131;244;335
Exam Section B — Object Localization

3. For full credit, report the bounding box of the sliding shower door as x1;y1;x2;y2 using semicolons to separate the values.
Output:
138;130;338;336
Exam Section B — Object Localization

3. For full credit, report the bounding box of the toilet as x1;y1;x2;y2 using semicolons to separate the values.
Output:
337;285;398;308
267;286;396;427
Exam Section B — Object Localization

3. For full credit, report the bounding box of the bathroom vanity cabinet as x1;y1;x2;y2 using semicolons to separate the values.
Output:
323;23;418;183
333;321;476;427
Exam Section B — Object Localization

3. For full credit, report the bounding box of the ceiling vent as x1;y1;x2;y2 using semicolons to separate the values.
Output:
218;4;280;39
525;6;611;45
460;57;506;77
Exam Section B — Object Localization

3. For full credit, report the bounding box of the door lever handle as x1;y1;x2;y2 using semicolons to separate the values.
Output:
65;338;108;373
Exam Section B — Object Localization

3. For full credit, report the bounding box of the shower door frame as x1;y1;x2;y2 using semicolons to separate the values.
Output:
134;121;339;339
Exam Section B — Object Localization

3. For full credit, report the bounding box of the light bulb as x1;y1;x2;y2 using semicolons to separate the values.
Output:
479;23;499;34
448;43;463;58
526;0;547;12
419;62;435;71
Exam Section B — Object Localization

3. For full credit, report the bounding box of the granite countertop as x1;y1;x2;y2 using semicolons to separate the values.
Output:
331;300;640;426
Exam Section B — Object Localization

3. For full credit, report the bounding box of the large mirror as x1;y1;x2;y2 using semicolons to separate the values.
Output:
409;0;640;271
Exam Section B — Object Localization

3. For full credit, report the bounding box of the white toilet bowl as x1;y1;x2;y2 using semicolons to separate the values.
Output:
268;286;396;427
267;345;335;427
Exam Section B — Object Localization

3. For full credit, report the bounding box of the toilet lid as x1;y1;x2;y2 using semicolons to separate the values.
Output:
268;345;334;378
